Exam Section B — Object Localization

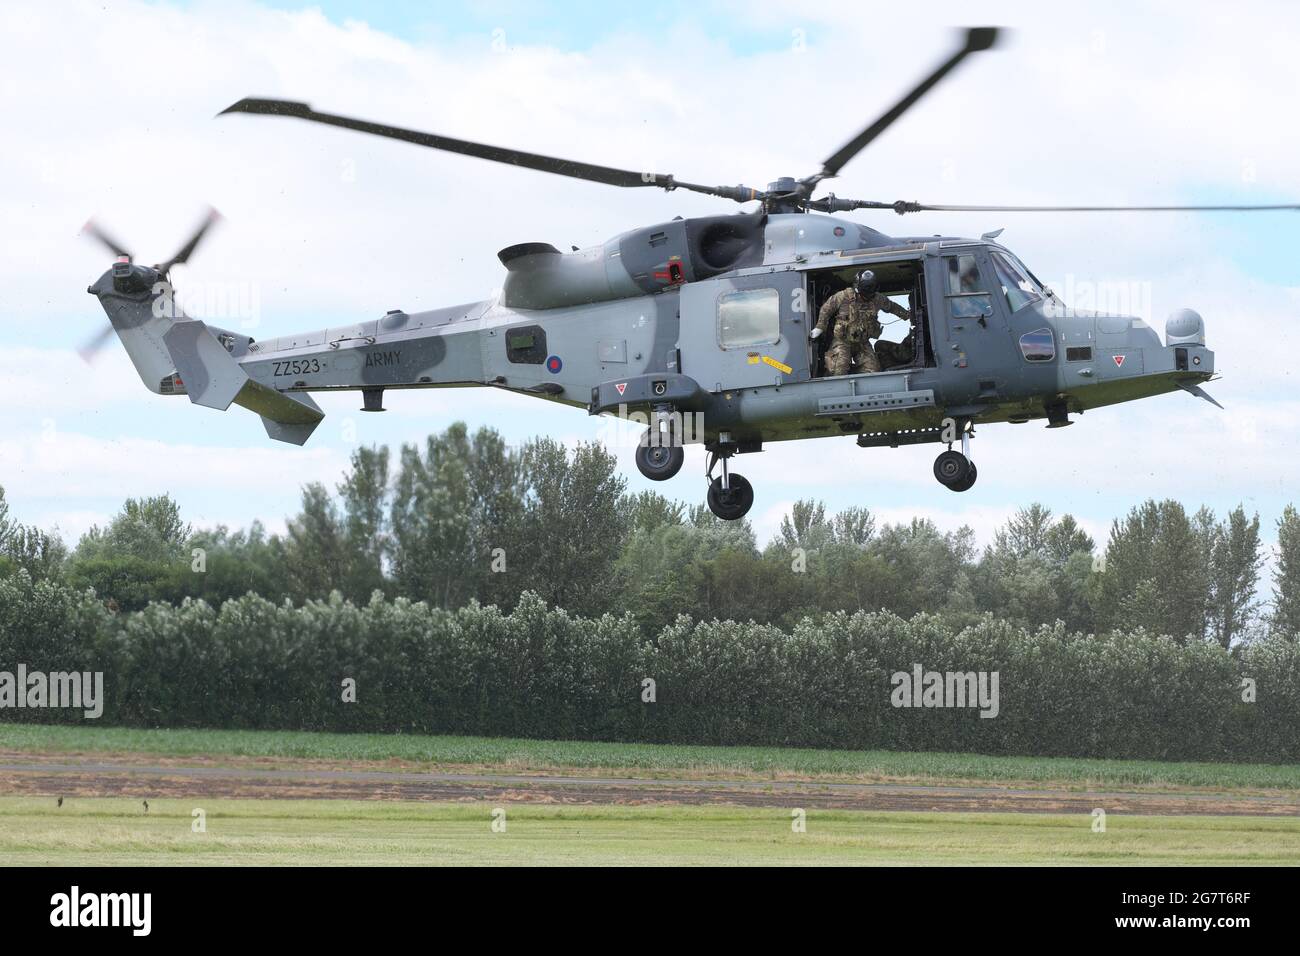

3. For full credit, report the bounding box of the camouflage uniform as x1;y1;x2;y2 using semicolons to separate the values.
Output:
815;289;913;376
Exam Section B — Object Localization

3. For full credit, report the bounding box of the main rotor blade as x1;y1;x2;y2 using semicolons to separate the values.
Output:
81;218;132;260
155;206;222;276
883;200;1300;215
809;27;1000;186
220;98;754;201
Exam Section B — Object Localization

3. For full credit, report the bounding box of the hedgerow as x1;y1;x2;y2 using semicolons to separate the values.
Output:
0;572;1294;762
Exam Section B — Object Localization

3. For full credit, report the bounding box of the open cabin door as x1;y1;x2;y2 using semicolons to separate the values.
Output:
678;271;808;392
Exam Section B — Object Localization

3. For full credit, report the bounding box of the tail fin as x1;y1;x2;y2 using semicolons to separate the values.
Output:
89;265;180;395
89;269;324;445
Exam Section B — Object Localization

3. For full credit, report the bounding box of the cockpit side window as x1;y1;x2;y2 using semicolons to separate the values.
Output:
991;252;1043;313
946;255;983;294
943;254;993;321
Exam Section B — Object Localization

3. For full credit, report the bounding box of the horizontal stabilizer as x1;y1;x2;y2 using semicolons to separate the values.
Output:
238;386;324;446
261;414;322;446
233;379;324;425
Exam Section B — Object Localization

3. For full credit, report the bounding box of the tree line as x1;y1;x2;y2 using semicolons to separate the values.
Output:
2;576;1297;762
2;421;1297;646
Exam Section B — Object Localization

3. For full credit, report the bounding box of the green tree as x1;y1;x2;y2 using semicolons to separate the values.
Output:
513;438;627;615
463;427;525;608
390;424;475;608
831;506;876;547
1273;505;1300;639
4;525;68;581
284;483;347;598
777;499;832;552
1044;514;1095;563
185;521;291;605
972;506;1097;632
76;495;191;563
869;518;975;618
1205;505;1262;649
338;445;391;600
991;504;1094;564
621;490;685;535
992;503;1056;557
0;486;68;582
1098;499;1209;643
0;485;12;550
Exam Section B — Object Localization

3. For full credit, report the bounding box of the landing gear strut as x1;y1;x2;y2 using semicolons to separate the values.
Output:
705;443;753;520
934;422;978;492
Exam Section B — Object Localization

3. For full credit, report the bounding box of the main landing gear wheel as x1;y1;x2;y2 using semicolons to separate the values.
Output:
635;440;684;481
933;450;976;492
707;474;754;520
950;461;977;492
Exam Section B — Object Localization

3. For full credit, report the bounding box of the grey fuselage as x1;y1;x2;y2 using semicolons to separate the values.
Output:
92;211;1215;449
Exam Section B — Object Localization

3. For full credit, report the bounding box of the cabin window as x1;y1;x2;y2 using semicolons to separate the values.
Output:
1020;328;1056;362
505;324;547;364
991;252;1043;313
717;287;779;349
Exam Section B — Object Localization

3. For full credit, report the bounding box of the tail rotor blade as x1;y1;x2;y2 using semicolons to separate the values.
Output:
77;324;116;364
81;219;133;260
156;206;222;276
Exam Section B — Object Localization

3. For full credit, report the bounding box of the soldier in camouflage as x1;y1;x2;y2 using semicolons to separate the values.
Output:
811;270;913;376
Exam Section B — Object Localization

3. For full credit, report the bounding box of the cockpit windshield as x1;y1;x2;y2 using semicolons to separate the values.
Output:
990;251;1043;313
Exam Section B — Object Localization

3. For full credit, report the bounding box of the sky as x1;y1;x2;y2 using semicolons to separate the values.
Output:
1;0;1298;556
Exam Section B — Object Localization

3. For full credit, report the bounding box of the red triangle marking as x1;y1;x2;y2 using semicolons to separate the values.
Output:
1113;354;1126;367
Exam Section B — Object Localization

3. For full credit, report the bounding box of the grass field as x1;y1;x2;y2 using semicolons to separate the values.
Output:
2;723;1299;791
2;796;1298;866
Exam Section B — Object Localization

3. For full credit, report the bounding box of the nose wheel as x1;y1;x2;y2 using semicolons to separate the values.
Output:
707;474;754;520
934;452;977;491
704;446;753;520
934;422;978;492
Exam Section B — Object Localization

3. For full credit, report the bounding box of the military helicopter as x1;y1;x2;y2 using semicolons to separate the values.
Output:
85;27;1298;520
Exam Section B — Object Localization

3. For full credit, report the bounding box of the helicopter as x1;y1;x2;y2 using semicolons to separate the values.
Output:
84;27;1298;521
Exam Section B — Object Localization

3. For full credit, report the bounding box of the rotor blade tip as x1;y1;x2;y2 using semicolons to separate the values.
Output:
965;27;1001;51
219;97;312;118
